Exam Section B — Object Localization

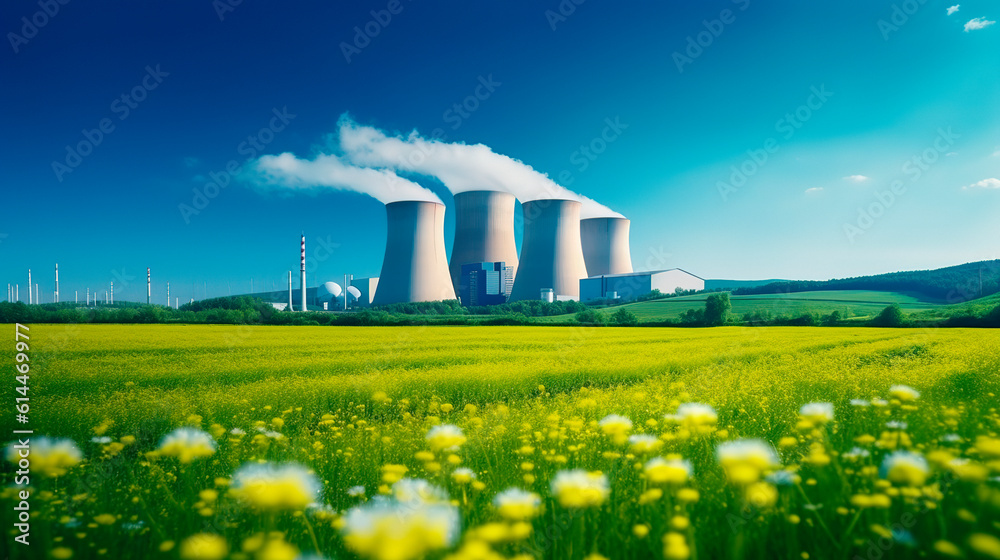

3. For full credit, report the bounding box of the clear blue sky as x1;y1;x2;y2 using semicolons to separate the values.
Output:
2;0;998;303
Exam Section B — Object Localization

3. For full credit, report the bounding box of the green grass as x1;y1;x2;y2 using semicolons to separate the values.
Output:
540;289;998;323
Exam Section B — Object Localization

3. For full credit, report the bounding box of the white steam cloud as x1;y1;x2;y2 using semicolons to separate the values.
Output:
254;152;441;204
337;116;622;218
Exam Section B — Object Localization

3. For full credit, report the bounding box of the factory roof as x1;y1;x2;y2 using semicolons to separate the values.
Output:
584;268;705;281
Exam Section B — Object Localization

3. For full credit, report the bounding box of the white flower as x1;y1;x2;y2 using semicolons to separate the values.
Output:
91;436;112;444
425;424;466;451
341;497;460;560
230;462;322;511
799;402;834;423
843;447;871;460
492;488;541;520
888;385;920;402
871;398;889;407
941;434;962;443
599;414;633;432
881;451;929;486
850;399;870;407
347;485;366;497
666;403;718;424
766;469;797;487
886;421;908;430
229;428;246;435
550;469;610;508
628;434;662;453
392;478;449;504
716;439;780;469
157;428;216;463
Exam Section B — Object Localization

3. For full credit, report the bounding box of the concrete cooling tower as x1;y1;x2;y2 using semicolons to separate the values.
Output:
580;217;634;277
509;199;589;301
372;200;457;305
449;190;520;292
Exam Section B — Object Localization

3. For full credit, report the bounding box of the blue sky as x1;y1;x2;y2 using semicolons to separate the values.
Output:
2;0;998;303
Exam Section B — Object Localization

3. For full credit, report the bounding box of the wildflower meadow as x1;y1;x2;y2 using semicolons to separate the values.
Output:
3;325;1000;560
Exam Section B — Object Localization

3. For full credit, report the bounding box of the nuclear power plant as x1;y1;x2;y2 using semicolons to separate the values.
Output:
449;190;519;295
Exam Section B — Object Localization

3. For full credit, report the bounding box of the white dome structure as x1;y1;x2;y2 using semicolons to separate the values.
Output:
346;285;361;300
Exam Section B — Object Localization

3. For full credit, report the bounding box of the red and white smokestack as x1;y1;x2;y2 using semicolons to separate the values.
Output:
55;264;59;303
111;282;114;305
300;234;307;311
147;268;151;304
167;282;170;306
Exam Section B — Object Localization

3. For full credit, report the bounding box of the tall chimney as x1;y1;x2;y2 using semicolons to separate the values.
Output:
580;217;634;277
167;282;170;306
288;271;293;310
147;268;151;304
372;201;456;305
449;190;519;294
111;282;114;305
300;234;307;311
509;199;588;301
55;264;59;303
28;269;32;304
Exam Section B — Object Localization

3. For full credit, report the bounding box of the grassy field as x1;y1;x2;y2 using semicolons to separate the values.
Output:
3;325;1000;560
538;290;997;323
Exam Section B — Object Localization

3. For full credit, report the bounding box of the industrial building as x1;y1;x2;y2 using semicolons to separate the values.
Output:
579;269;705;303
350;277;379;308
460;262;513;306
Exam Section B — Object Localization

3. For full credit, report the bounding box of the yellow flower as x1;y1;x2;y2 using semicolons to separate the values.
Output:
633;524;650;538
881;451;929;487
157;428;216;464
969;533;1000;559
230;462;321;512
93;514;116;525
451;468;475;484
933;540;963;558
663;532;690;560
798;402;834;425
493;488;541;520
888;385;920;402
628;435;664;454
257;536;299;560
426;424;466;452
381;464;408;484
717;439;779;485
5;437;82;477
179;534;228;560
551;469;609;508
745;482;778;508
644;457;692;485
341;498;459;560
677;488;700;503
665;403;718;435
50;548;74;559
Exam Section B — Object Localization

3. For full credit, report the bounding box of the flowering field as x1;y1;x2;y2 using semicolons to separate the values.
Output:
3;325;1000;560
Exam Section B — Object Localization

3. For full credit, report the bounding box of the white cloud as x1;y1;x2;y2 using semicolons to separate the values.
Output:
962;178;1000;190
947;5;960;15
804;187;824;194
964;17;995;31
843;175;870;183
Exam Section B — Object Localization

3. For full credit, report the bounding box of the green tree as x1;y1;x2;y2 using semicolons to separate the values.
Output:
704;293;732;326
871;304;904;327
609;308;639;326
575;309;606;325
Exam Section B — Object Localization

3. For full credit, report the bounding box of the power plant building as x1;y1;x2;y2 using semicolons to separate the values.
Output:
459;262;513;306
579;269;705;302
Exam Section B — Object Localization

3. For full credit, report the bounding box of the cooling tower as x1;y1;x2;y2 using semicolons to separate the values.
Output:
449;190;519;292
372;200;457;305
509;199;589;301
580;217;634;277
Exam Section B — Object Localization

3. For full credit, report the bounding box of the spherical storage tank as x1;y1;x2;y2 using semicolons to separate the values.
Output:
316;281;342;302
346;285;361;301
